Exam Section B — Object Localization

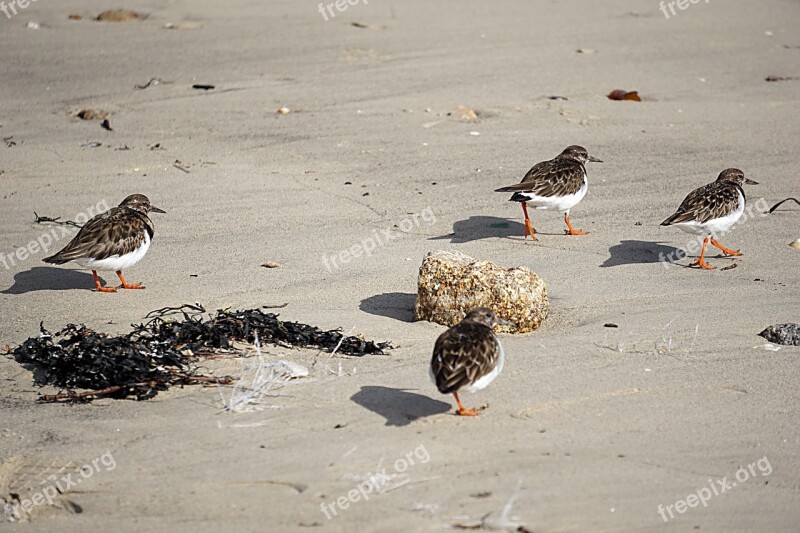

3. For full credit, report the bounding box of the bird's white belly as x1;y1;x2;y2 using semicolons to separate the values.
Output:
466;336;504;393
76;233;151;271
519;177;587;214
674;191;744;236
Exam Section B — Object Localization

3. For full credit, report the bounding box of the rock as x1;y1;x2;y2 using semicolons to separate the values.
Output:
414;250;548;334
758;324;800;346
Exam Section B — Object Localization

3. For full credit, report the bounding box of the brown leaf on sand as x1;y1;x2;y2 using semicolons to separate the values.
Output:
607;89;641;102
76;109;109;120
95;10;144;22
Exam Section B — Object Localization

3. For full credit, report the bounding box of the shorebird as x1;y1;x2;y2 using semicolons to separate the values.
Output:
661;168;758;270
43;194;165;292
495;145;602;239
430;308;510;416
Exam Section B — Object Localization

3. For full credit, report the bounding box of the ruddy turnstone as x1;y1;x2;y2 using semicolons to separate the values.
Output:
661;169;758;270
495;145;602;239
43;194;165;292
430;308;510;417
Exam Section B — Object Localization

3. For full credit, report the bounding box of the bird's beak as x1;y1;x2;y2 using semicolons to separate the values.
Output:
745;178;759;185
588;155;603;163
150;206;166;214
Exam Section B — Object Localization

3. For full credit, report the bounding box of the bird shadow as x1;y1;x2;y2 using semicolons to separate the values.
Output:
351;386;451;426
2;267;100;294
359;292;417;323
601;240;687;268
429;215;546;243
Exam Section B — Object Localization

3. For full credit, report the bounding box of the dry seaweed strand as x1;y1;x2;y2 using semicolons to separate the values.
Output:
41;374;233;403
11;305;391;403
768;198;800;213
33;212;83;228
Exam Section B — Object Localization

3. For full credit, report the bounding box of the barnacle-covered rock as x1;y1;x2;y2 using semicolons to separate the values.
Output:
414;250;547;334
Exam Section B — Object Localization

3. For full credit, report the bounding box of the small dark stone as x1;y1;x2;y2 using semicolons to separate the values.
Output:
604;323;619;328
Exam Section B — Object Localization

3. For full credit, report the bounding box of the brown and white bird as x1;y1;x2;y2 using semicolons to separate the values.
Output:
495;145;602;239
43;194;165;292
430;308;510;417
661;168;758;270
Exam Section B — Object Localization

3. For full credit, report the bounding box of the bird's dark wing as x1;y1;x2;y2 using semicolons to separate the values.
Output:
661;182;743;225
495;158;586;197
430;322;500;394
43;208;153;264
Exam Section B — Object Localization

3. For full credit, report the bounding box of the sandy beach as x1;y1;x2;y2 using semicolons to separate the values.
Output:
1;0;799;530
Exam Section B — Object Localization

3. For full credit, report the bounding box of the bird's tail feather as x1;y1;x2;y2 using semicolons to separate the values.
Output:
42;253;71;264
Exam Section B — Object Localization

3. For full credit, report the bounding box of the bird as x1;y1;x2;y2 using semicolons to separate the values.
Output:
429;307;511;416
661;168;758;270
43;194;165;292
495;145;602;240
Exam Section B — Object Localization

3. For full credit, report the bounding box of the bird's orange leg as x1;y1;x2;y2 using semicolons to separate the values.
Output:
92;270;117;293
453;392;479;417
689;237;716;270
564;214;588;236
116;270;144;289
520;202;537;240
710;238;742;257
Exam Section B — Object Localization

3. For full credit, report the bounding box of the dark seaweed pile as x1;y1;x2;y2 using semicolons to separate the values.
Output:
13;323;206;402
11;305;392;403
135;305;392;356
